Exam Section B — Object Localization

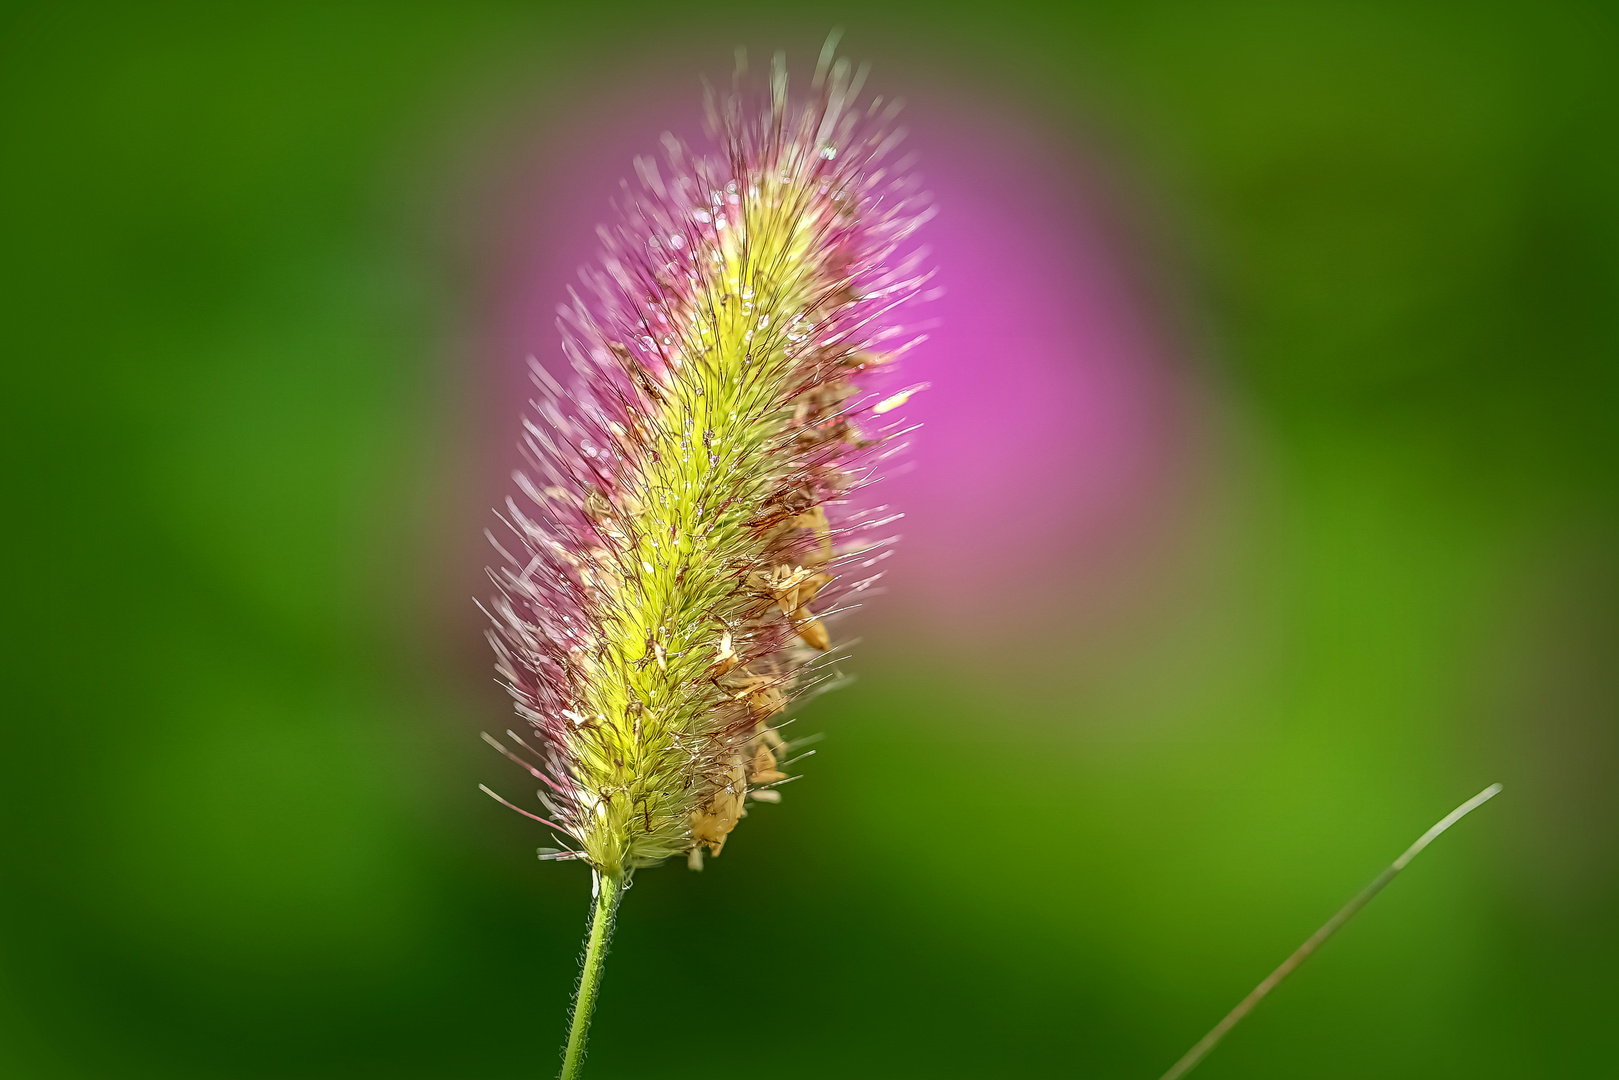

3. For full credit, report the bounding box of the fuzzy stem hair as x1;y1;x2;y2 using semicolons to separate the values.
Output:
560;869;625;1080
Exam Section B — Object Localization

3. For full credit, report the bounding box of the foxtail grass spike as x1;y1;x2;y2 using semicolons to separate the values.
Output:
481;41;930;877
478;38;930;1077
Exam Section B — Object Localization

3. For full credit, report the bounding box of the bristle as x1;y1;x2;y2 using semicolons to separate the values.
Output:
484;44;930;875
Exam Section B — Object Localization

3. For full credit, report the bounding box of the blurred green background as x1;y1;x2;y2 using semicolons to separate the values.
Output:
4;2;1617;1077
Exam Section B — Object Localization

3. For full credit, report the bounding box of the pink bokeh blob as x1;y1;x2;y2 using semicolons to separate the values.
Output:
478;63;1195;639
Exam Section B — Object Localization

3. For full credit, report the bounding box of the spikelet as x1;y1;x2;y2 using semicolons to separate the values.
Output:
481;42;932;877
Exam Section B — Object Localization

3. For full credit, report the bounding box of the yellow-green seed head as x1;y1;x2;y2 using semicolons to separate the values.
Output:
482;45;931;876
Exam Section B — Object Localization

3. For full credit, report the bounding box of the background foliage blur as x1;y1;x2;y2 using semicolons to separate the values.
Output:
4;2;1617;1077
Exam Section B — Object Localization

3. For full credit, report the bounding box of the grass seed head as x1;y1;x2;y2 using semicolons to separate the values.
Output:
482;42;932;875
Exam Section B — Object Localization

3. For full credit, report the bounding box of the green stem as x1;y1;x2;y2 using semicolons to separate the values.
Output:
559;869;626;1080
1159;783;1502;1080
